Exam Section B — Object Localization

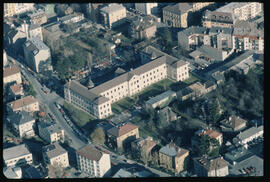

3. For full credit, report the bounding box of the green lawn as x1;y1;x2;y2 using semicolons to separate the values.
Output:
63;101;95;127
183;73;200;85
111;97;135;114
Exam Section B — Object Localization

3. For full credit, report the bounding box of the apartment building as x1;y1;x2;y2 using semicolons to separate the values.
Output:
131;137;157;159
159;143;189;173
107;123;139;149
135;3;158;15
193;156;228;177
28;24;43;41
76;145;111;177
3;144;33;167
234;125;263;145
4;3;16;17
215;2;262;21
10;83;24;99
28;9;48;25
38;122;65;143
145;90;176;109
202;10;234;28
195;128;223;145
4;3;34;17
100;4;127;28
4;64;22;85
220;115;247;132
7;95;39;113
23;37;52;73
7;111;36;138
58;13;84;24
42;142;69;168
190;2;215;12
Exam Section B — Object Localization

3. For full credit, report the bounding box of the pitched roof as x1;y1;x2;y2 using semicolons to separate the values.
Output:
100;3;126;14
220;115;247;129
163;3;192;15
179;26;207;37
8;95;38;110
42;142;67;159
203;10;233;23
10;83;23;94
159;143;189;157
3;144;31;161
4;64;20;78
146;90;176;106
76;145;105;161
7;110;34;126
107;123;138;137
237;126;263;141
197;129;222;139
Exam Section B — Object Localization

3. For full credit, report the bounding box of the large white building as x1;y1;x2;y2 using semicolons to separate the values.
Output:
234;125;264;145
76;145;111;177
100;4;127;28
64;46;189;119
135;3;158;15
4;3;34;17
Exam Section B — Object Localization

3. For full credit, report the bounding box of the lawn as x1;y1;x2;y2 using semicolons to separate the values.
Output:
111;97;135;114
63;101;95;127
183;72;200;85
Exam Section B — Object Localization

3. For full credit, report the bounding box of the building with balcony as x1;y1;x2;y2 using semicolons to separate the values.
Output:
7;95;39;113
38;122;65;144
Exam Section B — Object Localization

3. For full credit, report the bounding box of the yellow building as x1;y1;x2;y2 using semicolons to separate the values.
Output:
100;4;126;28
4;3;16;17
4;64;22;85
38;122;65;144
7;95;39;113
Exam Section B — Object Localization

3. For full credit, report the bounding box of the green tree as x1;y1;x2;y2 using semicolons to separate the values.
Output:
196;134;210;156
208;98;220;126
90;127;106;145
24;84;37;97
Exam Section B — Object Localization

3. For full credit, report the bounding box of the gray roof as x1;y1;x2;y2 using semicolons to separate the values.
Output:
113;169;134;178
196;45;224;61
42;142;67;159
146;90;176;106
203;10;233;23
237;126;264;141
76;145;106;161
233;20;263;37
130;17;156;31
7;111;35;126
159;143;188;157
209;26;233;35
224;147;254;164
3;166;21;179
25;166;42;178
3;144;32;161
39;122;63;134
163;3;192;15
179;26;207;37
28;9;45;18
215;3;250;14
29;23;41;31
101;4;126;14
195;156;228;171
24;37;49;55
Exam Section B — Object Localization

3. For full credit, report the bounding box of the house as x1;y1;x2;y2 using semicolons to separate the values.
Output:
76;145;111;177
6;110;36;138
3;166;22;179
159;106;178;122
195;128;223;145
23;37;52;73
9;83;24;99
28;9;48;25
42;142;69;168
145;90;176;109
38;121;65;144
220;115;247;132
3;64;22;85
7;95;39;113
233;125;263;145
193;156;228;177
107;123;139;149
100;4;127;28
3;144;33;167
131;137;157;159
202;10;234;28
159;142;189;173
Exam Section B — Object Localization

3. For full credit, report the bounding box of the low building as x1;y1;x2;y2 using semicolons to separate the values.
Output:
145;90;176;109
220;115;247;132
107;123;139;149
195;128;223;145
28;9;48;25
113;168;134;178
38;122;65;144
7;95;39;113
3;144;33;167
3;166;22;179
193;156;228;177
159;106;178;122
23;37;52;73
234;125;263;145
195;45;233;62
159;143;189;173
3;64;22;85
131;137;157;159
58;12;84;24
202;10;234;28
42;142;69;168
9;83;24;99
76;145;111;177
100;4;127;28
7;111;36;138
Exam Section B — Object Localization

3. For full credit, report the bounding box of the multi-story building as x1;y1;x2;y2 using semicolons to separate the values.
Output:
76;145;111;177
28;9;48;25
58;13;84;24
208;27;233;50
131;137;157;159
107;123;139;149
65;46;189;119
145;90;176;109
23;37;52;73
38;122;65;144
3;166;22;179
193;156;228;177
195;128;223;145
215;2;262;21
36;4;57;19
162;3;193;28
4;3;34;17
3;144;33;167
159;143;189;173
7;95;39;113
42;142;69;168
4;3;16;17
28;24;43;41
234;125;264;145
100;4;127;28
3;64;22;85
220;115;247;132
7;111;36;138
190;2;215;12
202;10;234;28
135;3;158;15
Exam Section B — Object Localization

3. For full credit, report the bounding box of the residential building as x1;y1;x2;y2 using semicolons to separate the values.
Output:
129;17;157;41
42;142;69;168
58;13;84;24
28;9;48;25
7;95;39;113
28;23;43;41
195;128;223;145
3;50;8;67
208;26;233;50
159;106;178;122
159;143;189;173
190;2;215;12
194;45;233;62
193;156;228;177
234;125;263;145
100;4;126;28
7;28;26;55
220;115;247;132
4;3;34;17
38;122;65;143
76;145;111;177
4;3;16;17
145;90;176;109
37;4;57;19
215;2;262;21
107;123;139;149
65;46;189;119
3;144;33;167
3;166;22;179
202;10;234;28
7;111;36;138
9;83;24;99
3;64;22;85
131;137;157;159
162;3;192;28
82;3;104;22
23;37;52;73
135;3;158;15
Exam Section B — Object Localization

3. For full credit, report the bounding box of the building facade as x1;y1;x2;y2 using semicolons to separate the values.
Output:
3;64;22;85
76;145;111;177
4;3;34;17
7;95;39;113
38;122;65;143
100;4;127;28
135;3;158;15
202;10;234;28
129;18;157;41
28;9;48;25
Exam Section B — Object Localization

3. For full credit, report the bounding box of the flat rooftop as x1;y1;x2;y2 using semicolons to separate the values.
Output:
146;90;176;106
215;3;250;14
3;144;31;161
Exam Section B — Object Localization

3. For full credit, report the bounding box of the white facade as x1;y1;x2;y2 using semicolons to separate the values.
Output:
100;4;126;28
29;26;43;41
16;120;36;138
14;3;34;15
236;126;264;145
3;50;8;67
135;3;158;15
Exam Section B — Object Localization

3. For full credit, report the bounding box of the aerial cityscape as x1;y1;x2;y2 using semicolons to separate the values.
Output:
3;2;264;178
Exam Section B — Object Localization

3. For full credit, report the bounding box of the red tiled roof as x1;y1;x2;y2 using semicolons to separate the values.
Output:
107;123;138;137
4;64;20;78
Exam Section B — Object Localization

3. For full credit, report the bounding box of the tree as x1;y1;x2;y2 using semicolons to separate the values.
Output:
90;127;106;145
207;97;220;126
196;134;210;156
24;84;37;97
